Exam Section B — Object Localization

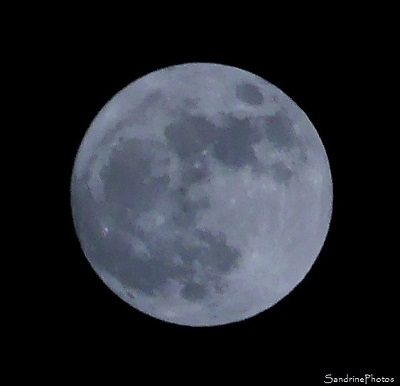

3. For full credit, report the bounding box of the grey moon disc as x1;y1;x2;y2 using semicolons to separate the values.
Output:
71;63;333;326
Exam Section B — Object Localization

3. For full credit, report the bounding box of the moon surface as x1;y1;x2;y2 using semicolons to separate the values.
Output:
71;63;333;326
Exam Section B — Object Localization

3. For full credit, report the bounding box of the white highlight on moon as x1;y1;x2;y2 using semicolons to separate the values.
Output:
71;63;333;327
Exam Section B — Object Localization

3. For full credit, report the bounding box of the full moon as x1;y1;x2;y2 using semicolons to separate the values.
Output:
71;63;333;326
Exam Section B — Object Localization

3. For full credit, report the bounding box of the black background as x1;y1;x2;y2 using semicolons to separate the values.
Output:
34;21;398;383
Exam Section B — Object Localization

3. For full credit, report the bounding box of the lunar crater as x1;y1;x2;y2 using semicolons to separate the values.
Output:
263;112;296;149
235;82;264;105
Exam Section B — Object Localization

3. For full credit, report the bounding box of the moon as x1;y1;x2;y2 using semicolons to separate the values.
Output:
71;63;333;326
